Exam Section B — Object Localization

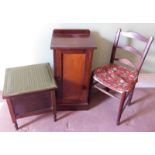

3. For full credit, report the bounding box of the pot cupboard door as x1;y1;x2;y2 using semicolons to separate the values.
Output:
63;52;86;102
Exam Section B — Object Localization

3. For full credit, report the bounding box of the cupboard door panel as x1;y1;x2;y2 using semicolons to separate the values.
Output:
63;53;86;101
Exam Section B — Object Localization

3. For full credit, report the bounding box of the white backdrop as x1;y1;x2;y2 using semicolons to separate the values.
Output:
0;1;155;90
0;0;155;155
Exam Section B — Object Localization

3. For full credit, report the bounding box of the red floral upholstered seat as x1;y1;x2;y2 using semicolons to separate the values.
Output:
94;64;138;93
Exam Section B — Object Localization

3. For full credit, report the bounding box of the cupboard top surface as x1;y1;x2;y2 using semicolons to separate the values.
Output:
51;29;97;50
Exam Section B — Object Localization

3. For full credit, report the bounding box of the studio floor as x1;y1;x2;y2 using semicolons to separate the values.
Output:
0;88;155;132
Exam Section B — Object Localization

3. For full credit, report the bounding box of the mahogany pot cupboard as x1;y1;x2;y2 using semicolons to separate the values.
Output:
51;29;97;110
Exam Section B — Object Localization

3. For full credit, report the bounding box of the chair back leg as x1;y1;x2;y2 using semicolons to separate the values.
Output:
117;92;127;125
127;84;136;106
88;72;95;103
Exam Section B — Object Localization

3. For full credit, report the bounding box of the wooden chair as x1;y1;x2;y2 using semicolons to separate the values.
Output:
92;28;154;125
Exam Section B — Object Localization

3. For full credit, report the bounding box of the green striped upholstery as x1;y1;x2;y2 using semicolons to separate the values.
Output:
3;63;57;98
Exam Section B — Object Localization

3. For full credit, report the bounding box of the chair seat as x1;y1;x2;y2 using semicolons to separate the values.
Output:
94;64;138;93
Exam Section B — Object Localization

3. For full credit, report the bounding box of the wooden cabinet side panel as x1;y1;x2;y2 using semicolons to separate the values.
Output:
54;49;62;77
54;49;63;99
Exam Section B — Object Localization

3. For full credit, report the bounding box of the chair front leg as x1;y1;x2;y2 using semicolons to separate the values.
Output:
117;92;127;125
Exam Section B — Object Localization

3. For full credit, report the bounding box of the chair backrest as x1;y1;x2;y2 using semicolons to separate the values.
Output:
110;28;154;74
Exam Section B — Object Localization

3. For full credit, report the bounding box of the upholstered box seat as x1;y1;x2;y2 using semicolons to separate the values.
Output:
3;63;57;129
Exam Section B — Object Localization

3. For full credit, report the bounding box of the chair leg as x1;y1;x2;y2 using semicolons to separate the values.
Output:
128;84;136;106
117;92;127;125
51;91;57;122
14;122;18;130
88;72;94;103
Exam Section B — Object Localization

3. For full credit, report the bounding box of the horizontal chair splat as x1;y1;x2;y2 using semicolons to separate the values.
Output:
114;58;136;68
121;31;149;42
117;45;142;57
